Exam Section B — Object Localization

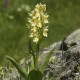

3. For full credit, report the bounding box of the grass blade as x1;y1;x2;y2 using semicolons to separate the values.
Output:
39;49;54;73
6;56;28;79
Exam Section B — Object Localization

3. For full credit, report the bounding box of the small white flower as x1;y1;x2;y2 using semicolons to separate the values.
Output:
43;27;48;37
31;27;37;32
42;14;49;23
37;22;42;28
35;12;40;17
43;32;48;37
29;33;34;37
31;22;36;27
28;18;32;23
33;37;39;42
29;11;34;16
43;19;49;24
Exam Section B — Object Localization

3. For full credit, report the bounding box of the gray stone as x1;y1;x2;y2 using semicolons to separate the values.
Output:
64;28;80;47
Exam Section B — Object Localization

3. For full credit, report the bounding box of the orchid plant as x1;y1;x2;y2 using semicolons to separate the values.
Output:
6;3;54;80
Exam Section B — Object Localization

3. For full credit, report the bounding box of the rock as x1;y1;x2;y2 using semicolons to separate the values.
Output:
65;29;80;45
56;29;80;80
63;28;80;49
59;45;80;80
39;28;80;80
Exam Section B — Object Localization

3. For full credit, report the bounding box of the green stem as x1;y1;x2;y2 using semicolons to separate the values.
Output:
34;43;40;69
35;52;38;69
28;39;36;69
33;55;36;69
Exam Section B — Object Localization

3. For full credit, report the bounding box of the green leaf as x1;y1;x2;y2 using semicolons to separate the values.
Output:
6;56;28;79
39;49;54;73
28;70;43;80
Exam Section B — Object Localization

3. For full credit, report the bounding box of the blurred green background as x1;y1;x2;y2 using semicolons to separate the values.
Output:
0;0;80;66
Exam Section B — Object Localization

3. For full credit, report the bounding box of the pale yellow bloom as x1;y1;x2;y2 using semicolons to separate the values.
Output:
31;22;36;27
43;19;49;24
29;33;34;37
28;11;34;17
43;28;48;37
42;14;49;23
33;37;39;42
28;18;32;23
35;12;40;18
43;32;47;37
37;22;42;28
27;3;49;43
35;3;46;12
31;27;37;32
